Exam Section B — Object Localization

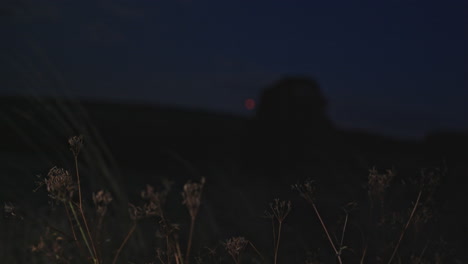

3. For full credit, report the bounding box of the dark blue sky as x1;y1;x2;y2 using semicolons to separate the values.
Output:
1;0;467;139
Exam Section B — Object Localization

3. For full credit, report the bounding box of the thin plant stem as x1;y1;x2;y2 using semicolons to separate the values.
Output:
230;254;240;264
387;190;423;264
185;217;196;264
64;204;85;256
64;205;79;242
417;241;429;263
166;235;171;264
339;213;349;254
274;221;283;264
112;222;137;264
95;214;105;262
360;244;367;264
157;254;166;264
271;218;276;251
175;241;184;264
249;241;265;261
69;201;96;263
357;224;367;264
74;155;83;209
80;206;99;262
73;155;99;263
310;202;343;264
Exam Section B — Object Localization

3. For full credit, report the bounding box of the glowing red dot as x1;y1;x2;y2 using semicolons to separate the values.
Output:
244;98;256;110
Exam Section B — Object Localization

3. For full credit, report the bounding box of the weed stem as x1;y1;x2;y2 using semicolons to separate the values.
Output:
112;222;137;264
387;190;422;264
274;221;283;264
69;201;96;263
310;202;343;264
185;217;196;264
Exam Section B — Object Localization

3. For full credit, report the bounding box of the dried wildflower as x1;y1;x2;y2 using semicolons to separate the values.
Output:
141;184;157;201
414;168;441;196
182;177;206;220
292;179;316;204
143;200;159;217
31;236;46;253
128;203;144;221
367;168;395;206
157;221;180;238
93;190;113;217
224;237;249;263
129;184;173;223
68;135;83;157
44;167;76;202
141;185;165;217
342;201;358;213
4;202;17;219
205;246;217;257
269;199;292;223
31;228;68;262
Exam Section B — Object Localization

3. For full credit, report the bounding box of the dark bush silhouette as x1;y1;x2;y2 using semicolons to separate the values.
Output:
256;77;331;129
246;76;335;175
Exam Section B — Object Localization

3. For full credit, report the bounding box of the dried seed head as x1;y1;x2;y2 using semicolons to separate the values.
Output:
68;135;83;157
93;190;113;217
128;203;145;221
45;167;76;202
156;248;166;260
416;168;441;195
129;184;172;221
292;179;316;204
31;228;67;261
31;236;46;253
224;237;248;260
3;202;22;220
367;167;394;206
4;202;15;215
342;201;358;214
182;177;206;219
143;200;159;217
141;184;167;217
269;198;292;223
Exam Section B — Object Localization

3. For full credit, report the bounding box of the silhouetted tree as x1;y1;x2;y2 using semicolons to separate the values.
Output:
256;77;331;129
246;76;335;176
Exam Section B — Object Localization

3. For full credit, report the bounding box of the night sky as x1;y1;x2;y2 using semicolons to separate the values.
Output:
1;0;466;139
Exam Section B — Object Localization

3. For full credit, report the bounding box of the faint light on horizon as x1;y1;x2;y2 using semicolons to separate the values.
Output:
244;98;255;110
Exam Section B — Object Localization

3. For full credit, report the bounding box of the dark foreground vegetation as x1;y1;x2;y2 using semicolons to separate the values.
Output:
1;95;466;263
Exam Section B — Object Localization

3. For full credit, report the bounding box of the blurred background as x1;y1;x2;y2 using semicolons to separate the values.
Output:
1;0;466;139
1;0;467;263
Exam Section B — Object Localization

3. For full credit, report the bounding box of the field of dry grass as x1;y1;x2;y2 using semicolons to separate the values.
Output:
2;134;463;263
1;98;466;263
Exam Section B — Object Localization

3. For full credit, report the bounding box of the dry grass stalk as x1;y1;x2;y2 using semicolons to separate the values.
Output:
293;180;343;264
387;189;423;264
45;167;76;203
68;135;83;207
268;199;291;264
367;168;395;209
224;237;249;264
182;177;206;264
67;136;100;264
24;134;449;263
93;190;112;260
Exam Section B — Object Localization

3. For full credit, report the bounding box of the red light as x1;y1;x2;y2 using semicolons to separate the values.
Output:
244;98;255;110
